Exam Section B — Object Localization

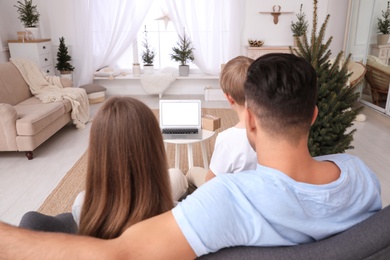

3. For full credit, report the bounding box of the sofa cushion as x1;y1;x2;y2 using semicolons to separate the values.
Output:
80;83;106;94
80;84;107;104
14;102;66;136
0;62;32;105
18;97;72;113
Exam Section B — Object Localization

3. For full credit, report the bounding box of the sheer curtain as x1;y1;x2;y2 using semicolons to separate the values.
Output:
165;0;244;75
71;0;153;86
71;0;94;86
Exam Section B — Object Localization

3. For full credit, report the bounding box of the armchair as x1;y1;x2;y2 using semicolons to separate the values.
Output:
365;55;390;106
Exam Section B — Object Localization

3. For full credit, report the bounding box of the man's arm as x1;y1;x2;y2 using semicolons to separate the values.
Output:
0;211;195;260
117;211;196;259
0;222;111;259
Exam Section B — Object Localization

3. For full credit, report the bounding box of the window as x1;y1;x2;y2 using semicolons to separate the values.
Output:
116;4;199;71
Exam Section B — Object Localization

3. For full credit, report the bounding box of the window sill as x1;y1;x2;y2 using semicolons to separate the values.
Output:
94;72;219;80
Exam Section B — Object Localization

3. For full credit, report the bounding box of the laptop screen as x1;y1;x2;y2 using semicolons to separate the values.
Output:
160;100;201;128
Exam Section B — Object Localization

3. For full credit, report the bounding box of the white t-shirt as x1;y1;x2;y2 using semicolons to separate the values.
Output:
209;127;257;175
172;154;382;257
72;191;85;225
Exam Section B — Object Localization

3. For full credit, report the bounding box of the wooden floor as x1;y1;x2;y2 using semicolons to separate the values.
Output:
0;97;389;226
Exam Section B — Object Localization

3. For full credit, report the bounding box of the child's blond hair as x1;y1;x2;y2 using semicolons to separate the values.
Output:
220;56;254;106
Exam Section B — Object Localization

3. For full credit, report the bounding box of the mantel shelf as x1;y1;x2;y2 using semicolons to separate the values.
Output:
258;11;294;14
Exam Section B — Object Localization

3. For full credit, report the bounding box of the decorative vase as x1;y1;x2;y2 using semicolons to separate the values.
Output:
24;27;40;40
60;71;72;80
133;63;141;77
377;34;390;45
179;65;190;77
143;65;154;74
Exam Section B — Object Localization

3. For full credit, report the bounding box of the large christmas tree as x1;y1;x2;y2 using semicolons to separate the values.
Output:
291;0;362;156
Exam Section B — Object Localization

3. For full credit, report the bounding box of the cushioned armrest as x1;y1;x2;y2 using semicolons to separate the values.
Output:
19;211;78;234
199;206;390;260
0;103;18;150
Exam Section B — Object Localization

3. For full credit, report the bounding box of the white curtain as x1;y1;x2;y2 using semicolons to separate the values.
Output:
71;0;94;86
165;0;244;75
71;0;153;86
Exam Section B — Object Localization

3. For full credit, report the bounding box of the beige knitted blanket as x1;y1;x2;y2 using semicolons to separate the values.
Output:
10;58;89;129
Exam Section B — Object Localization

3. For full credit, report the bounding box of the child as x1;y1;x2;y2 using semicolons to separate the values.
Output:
187;56;257;187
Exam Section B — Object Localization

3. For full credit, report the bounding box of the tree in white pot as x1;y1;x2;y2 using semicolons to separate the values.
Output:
170;29;195;77
141;29;156;74
290;4;308;47
14;0;40;40
55;37;75;79
377;6;390;45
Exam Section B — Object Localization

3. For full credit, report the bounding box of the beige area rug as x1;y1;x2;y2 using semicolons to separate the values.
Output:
38;108;238;215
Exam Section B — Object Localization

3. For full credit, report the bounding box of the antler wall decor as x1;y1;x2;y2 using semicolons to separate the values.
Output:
259;5;293;25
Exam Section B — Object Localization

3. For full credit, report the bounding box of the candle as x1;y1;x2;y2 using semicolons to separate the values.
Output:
133;38;139;64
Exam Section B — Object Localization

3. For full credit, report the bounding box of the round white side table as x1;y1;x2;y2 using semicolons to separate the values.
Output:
163;129;215;171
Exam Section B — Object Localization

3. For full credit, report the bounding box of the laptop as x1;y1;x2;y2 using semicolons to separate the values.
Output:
159;99;202;139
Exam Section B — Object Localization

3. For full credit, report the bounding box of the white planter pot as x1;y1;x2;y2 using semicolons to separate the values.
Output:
60;71;73;80
377;34;390;45
25;27;40;40
143;65;154;74
179;65;190;77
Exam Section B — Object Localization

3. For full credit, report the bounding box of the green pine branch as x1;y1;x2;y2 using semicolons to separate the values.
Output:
14;0;40;27
141;33;155;66
292;0;362;156
291;4;309;37
55;37;74;72
171;32;195;66
378;10;390;34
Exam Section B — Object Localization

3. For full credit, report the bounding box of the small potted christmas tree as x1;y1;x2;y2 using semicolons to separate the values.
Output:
377;4;390;45
14;0;40;39
55;37;75;79
170;29;195;77
141;29;155;74
290;4;309;47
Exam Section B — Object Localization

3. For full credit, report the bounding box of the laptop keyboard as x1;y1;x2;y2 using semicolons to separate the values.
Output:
162;128;199;134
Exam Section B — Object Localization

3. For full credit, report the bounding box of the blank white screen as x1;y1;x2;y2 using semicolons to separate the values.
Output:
161;102;199;126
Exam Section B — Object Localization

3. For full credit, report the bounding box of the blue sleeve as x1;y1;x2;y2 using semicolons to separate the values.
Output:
171;176;287;256
172;179;247;256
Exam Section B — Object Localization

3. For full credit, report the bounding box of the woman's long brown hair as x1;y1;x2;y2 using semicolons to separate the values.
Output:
78;97;173;239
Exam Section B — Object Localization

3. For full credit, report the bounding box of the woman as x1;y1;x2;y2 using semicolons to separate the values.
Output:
73;96;176;239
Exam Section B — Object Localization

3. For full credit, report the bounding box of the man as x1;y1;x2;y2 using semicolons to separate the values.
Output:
0;54;381;259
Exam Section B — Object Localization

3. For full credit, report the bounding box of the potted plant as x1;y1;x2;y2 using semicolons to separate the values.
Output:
141;30;155;74
290;4;308;47
14;0;40;40
55;37;75;79
170;30;195;77
377;6;390;45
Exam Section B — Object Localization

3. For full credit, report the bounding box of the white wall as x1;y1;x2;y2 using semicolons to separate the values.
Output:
0;1;24;52
0;0;349;64
243;0;349;58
